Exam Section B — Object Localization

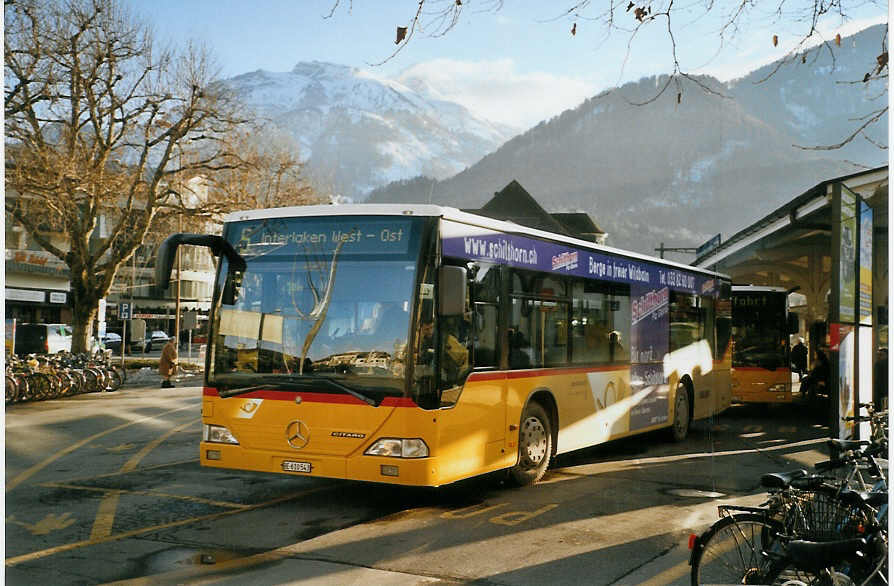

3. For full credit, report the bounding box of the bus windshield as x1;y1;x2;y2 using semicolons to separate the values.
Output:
208;215;428;397
732;291;787;370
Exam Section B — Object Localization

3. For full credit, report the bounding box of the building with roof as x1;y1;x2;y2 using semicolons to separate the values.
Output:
464;180;607;245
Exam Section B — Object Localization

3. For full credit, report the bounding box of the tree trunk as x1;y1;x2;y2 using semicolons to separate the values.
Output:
70;301;98;354
69;276;100;354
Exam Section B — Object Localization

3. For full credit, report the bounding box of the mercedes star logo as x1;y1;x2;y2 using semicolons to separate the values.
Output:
285;420;310;449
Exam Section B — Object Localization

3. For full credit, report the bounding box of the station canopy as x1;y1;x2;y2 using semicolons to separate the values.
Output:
693;166;888;334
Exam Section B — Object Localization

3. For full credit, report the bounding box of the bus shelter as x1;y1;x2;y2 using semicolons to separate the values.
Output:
693;166;888;439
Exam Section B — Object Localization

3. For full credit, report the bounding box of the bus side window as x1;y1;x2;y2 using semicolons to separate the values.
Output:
472;263;499;368
571;281;611;364
473;304;498;367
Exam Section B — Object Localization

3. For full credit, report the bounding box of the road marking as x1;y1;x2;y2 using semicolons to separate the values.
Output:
90;419;198;540
490;504;558;526
62;458;200;482
6;485;331;567
638;559;690;586
440;502;508;519
90;490;124;540
105;443;137;453
6;404;197;492
37;482;249;510
6;513;77;536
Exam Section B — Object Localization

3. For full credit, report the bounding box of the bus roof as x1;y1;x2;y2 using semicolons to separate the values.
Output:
224;204;731;281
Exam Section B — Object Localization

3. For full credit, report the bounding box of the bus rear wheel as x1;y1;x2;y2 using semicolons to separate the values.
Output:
670;383;690;442
508;402;552;486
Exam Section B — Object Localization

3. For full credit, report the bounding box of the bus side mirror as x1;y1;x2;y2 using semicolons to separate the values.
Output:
787;313;800;335
155;233;246;293
439;265;467;316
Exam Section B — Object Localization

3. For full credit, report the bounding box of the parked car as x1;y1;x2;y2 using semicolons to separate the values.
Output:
145;330;171;352
100;332;123;353
14;323;73;355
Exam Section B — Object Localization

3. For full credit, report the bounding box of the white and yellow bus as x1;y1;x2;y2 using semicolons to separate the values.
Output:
157;205;732;486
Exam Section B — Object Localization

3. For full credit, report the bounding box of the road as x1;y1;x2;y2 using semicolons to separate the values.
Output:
5;381;834;585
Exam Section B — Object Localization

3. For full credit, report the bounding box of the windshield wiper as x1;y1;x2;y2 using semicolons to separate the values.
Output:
217;376;379;406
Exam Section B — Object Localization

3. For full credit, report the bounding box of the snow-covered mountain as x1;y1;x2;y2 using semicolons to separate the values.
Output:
222;61;518;198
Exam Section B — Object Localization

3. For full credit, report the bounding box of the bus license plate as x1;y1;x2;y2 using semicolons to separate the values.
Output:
282;460;312;473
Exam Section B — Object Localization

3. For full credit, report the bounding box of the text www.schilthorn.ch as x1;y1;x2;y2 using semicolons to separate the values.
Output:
464;237;538;265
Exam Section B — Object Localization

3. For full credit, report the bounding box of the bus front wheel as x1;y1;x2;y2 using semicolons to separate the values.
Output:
508;402;552;486
670;384;691;442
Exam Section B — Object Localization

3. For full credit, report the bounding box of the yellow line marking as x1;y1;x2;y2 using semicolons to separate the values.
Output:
62;458;200;482
6;404;197;492
37;482;249;510
122;420;199;474
90;419;198;540
6;485;331;567
90;490;124;540
638;559;690;586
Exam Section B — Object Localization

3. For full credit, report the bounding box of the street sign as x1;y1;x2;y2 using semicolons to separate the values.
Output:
119;302;131;320
696;234;721;257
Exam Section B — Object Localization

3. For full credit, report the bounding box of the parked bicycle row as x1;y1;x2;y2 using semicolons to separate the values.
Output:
690;403;888;586
5;351;126;404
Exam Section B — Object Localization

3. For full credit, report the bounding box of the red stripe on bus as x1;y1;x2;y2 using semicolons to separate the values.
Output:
202;387;417;407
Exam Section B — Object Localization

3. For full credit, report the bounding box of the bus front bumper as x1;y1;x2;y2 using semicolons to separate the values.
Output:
200;442;440;486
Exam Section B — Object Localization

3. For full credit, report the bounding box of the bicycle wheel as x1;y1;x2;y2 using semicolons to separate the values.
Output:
6;374;19;404
13;374;28;402
105;367;123;391
692;513;784;585
27;373;51;401
82;368;102;393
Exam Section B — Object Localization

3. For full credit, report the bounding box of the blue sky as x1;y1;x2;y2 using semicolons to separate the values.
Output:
130;1;887;128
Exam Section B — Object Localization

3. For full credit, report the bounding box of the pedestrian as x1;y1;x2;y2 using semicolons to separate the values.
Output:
791;337;808;380
159;338;178;388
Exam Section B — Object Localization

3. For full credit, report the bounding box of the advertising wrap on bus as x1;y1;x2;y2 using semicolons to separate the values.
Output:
443;227;717;295
442;221;722;435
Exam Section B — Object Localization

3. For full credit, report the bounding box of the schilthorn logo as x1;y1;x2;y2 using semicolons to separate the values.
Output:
551;251;578;271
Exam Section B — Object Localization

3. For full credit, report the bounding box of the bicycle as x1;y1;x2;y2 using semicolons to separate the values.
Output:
691;417;888;586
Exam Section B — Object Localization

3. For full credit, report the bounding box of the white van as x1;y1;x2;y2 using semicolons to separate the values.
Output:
14;323;73;354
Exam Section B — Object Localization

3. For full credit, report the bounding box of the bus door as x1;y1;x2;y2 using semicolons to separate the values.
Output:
433;262;510;481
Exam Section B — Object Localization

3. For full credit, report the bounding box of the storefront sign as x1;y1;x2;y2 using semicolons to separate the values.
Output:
49;292;67;304
5;288;45;303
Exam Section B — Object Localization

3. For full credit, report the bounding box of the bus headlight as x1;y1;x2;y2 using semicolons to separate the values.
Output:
364;438;429;458
203;424;239;445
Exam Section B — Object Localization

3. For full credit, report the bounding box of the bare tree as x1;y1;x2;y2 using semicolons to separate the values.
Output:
330;0;887;148
206;130;323;210
5;0;252;352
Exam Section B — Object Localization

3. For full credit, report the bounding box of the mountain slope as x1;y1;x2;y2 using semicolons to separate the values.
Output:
367;26;887;255
223;61;519;198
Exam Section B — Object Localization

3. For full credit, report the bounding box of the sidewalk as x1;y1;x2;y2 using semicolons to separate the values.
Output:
120;365;204;390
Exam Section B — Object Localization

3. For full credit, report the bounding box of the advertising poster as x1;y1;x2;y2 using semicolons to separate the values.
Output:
857;327;873;439
628;283;670;430
838;187;857;323
858;200;873;325
838;326;855;440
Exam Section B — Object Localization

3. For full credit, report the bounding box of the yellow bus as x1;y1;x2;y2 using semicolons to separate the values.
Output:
157;205;732;486
730;285;795;404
